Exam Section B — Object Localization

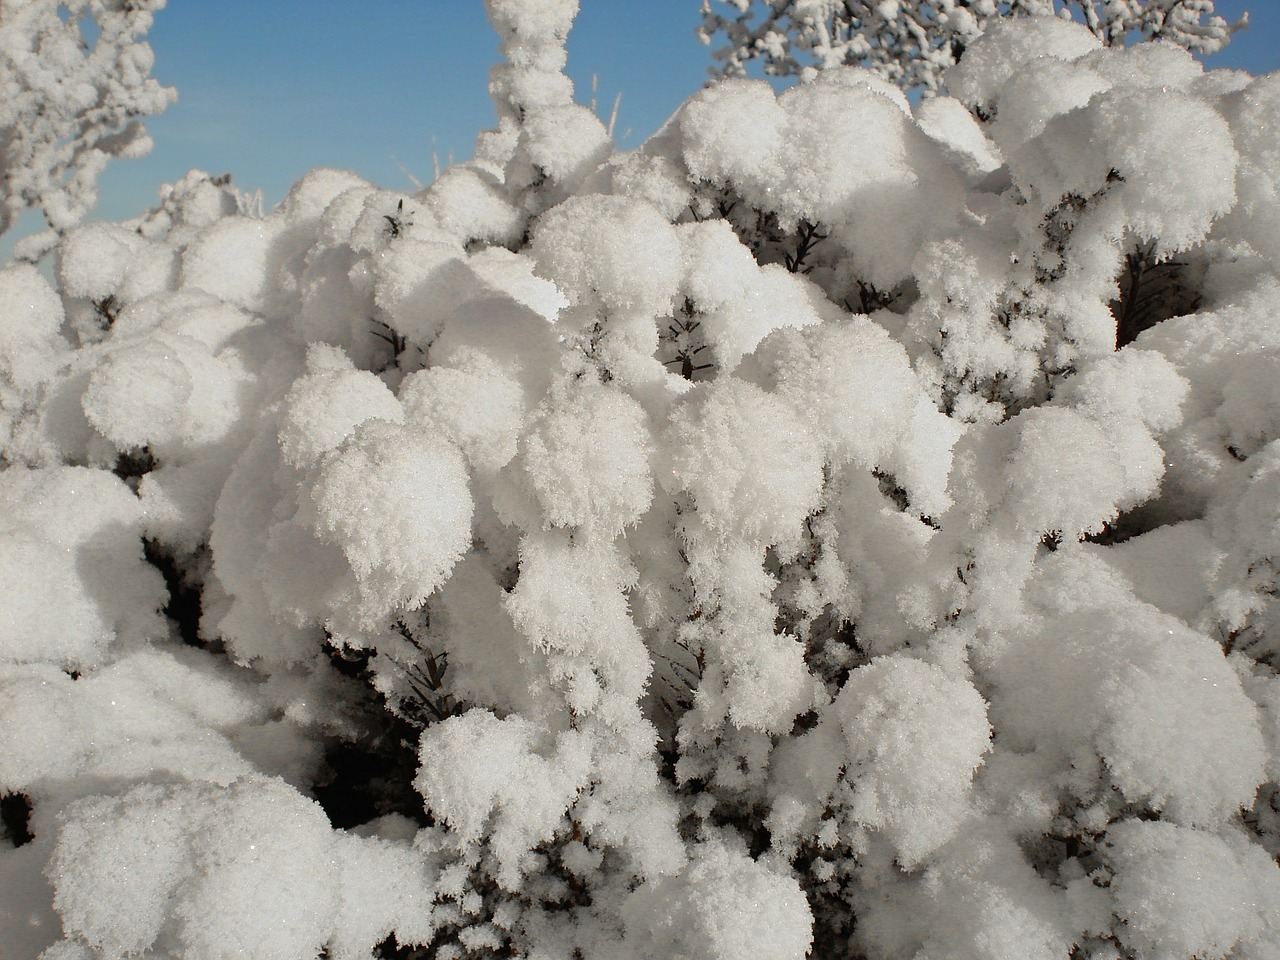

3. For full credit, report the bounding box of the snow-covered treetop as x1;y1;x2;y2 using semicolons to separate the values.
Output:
0;0;175;254
699;0;1246;92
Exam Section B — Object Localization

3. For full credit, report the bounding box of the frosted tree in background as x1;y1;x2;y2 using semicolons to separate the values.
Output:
699;0;1246;90
3;1;1280;958
0;0;175;257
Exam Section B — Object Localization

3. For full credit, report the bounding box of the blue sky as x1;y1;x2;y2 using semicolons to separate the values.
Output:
2;0;1274;258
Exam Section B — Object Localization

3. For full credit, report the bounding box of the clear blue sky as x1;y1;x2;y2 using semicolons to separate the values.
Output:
2;0;1274;258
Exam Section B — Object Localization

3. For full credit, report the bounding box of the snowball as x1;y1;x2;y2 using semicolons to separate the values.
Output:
415;711;589;888
276;168;373;223
57;221;145;301
774;80;916;223
715;622;814;735
1098;626;1267;825
504;530;647;679
1016;89;1237;254
513;380;653;533
423;164;522;246
678;218;757;312
987;57;1109;151
1056;348;1189;434
115;289;259;351
315;183;380;246
1000;555;1268;825
401;354;526;474
371;237;473;345
1089;39;1204;93
510;103;611;187
50;783;202;957
0;665;90;788
49;779;340;960
771;79;966;287
1004;406;1164;538
277;343;404;469
530;195;682;318
329;833;438;960
348;191;432;253
81;336;194;449
181;215;284;312
945;15;1101;111
310;420;472;609
427;294;565;407
832;655;991;865
177;780;339;960
621;839;813;960
0;468;163;668
0;535;116;666
679;78;786;190
699;264;828;374
746;316;925;470
610;145;694;221
0;262;65;350
662;379;823;546
855;822;1075;960
1105;820;1273;960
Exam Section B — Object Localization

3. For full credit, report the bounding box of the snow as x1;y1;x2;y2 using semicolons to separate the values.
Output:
416;710;590;888
310;420;473;615
621;838;813;960
530;194;683;319
509;380;654;534
0;468;164;668
679;78;786;191
181;215;284;312
830;655;991;866
662;378;824;547
48;778;341;960
3;6;1279;960
1104;820;1280;960
278;343;404;469
401;354;527;474
946;15;1101;112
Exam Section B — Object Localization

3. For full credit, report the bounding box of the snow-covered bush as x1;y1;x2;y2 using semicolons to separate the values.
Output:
3;3;1280;959
700;0;1246;92
0;0;175;256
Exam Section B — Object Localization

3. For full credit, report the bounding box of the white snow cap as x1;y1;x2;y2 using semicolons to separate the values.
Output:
832;655;991;865
531;194;683;318
513;379;654;533
946;15;1101;111
1105;819;1280;960
49;779;340;960
662;378;824;546
622;838;813;960
310;420;473;614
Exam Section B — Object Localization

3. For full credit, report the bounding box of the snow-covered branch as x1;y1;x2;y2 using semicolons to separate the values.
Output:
0;0;175;253
698;0;1246;92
